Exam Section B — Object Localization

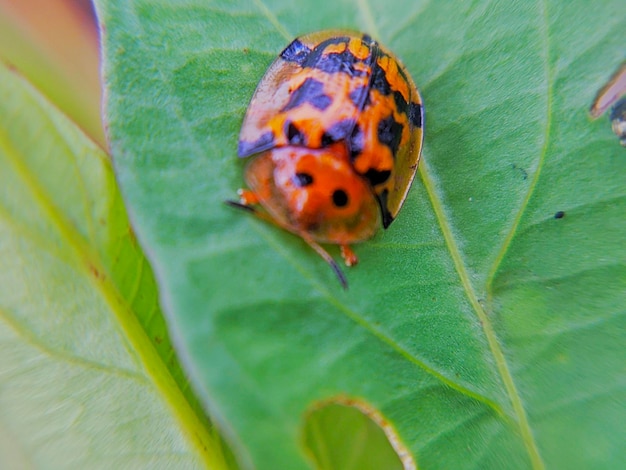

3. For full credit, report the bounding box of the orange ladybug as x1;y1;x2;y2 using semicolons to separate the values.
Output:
228;30;424;288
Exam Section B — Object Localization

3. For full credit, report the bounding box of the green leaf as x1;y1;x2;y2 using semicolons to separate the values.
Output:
0;3;106;148
0;64;231;468
96;0;626;468
302;400;411;470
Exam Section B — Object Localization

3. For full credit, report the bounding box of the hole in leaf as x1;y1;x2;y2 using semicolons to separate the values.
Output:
301;397;416;470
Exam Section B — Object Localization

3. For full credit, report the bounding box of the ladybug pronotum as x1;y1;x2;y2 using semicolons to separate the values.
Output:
228;30;424;288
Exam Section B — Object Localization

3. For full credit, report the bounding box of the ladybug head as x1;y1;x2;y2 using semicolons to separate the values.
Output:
244;146;381;244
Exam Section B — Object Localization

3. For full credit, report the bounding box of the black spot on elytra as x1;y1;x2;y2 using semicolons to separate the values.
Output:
238;131;275;157
283;78;332;112
396;63;409;83
332;189;349;207
286;122;306;145
305;37;370;78
316;51;368;77
280;39;311;65
348;124;364;160
370;64;391;95
320;133;334;147
377;189;394;228
320;119;356;146
383;212;395;228
364;168;391;186
393;91;408;115
378;115;404;156
294;172;313;187
408;102;423;128
309;36;352;55
349;86;371;108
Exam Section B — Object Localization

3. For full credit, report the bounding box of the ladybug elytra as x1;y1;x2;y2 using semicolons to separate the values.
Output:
228;30;424;288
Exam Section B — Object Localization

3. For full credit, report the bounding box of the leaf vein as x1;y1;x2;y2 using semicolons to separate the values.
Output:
418;150;544;468
250;221;507;416
357;0;381;40
250;0;291;41
0;305;146;382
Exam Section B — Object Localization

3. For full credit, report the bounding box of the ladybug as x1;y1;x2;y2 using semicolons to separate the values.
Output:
228;30;424;288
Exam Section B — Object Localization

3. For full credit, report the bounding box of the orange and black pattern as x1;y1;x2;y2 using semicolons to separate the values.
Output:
238;31;423;228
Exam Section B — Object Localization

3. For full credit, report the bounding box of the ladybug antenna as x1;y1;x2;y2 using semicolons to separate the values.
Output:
300;234;348;290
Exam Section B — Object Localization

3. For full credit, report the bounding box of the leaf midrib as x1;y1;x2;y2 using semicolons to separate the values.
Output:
417;0;555;467
418;157;544;469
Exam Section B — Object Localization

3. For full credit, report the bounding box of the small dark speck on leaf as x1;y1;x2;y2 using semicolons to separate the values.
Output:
511;163;528;180
554;211;565;219
89;264;105;281
154;336;163;344
128;226;137;244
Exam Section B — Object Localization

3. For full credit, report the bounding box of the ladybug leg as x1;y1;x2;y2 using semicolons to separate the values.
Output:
237;188;259;206
225;188;261;215
300;233;348;290
340;245;358;267
225;188;260;212
226;191;290;234
227;193;349;289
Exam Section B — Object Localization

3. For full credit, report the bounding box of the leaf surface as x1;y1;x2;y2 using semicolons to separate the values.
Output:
97;0;626;468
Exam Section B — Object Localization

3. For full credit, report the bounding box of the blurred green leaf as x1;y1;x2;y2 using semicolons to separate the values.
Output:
97;0;626;468
0;1;105;147
0;63;230;469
